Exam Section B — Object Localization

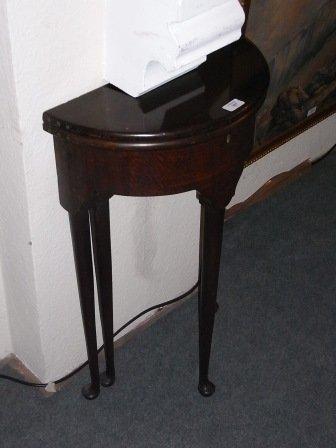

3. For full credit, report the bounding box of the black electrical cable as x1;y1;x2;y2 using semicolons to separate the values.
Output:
0;282;198;389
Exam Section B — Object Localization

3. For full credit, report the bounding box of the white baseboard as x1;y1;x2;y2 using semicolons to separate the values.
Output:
229;112;336;208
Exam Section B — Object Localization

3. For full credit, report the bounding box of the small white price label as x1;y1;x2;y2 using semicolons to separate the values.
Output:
307;106;317;117
222;99;245;112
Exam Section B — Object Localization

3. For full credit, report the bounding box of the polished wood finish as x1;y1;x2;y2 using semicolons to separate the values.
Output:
240;0;252;34
43;38;269;399
90;202;115;388
68;209;100;399
198;203;225;396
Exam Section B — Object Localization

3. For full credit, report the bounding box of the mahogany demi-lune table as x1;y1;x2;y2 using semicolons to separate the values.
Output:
43;38;269;400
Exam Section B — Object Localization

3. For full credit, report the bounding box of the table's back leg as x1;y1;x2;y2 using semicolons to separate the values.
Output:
90;201;115;388
197;199;225;397
69;209;100;400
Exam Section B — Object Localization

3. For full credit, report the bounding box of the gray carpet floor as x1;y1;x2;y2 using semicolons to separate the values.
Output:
1;149;335;448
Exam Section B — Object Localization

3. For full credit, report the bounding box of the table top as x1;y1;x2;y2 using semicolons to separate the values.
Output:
43;38;269;146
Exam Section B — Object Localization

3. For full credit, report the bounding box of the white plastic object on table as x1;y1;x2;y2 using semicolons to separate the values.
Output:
105;0;246;97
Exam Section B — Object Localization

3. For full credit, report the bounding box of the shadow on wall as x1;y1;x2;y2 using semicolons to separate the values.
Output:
132;198;158;278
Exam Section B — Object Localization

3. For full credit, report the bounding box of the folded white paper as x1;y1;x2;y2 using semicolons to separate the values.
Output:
105;0;245;97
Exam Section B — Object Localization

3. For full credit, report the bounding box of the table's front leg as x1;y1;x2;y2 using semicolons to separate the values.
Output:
90;201;115;388
197;199;225;397
69;209;100;400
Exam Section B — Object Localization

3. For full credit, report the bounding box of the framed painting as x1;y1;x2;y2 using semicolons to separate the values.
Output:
247;0;336;154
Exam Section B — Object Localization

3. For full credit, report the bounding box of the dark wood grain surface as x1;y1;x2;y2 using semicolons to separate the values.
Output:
43;39;268;145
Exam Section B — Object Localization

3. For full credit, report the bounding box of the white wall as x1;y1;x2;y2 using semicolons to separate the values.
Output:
0;263;11;359
229;113;336;208
1;0;335;383
0;0;43;368
0;0;14;361
0;5;12;356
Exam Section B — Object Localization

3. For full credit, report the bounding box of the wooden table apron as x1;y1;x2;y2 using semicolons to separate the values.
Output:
53;114;255;211
43;38;269;400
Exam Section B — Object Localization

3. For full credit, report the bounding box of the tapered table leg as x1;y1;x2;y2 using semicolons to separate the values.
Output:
198;201;225;397
69;209;100;400
90;201;115;388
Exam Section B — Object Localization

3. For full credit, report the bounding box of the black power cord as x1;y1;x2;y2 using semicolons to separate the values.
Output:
0;283;198;389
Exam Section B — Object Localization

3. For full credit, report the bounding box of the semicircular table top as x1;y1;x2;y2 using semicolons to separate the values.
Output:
43;38;269;145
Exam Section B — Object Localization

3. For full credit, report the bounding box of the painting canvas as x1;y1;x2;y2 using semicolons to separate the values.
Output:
246;0;336;150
